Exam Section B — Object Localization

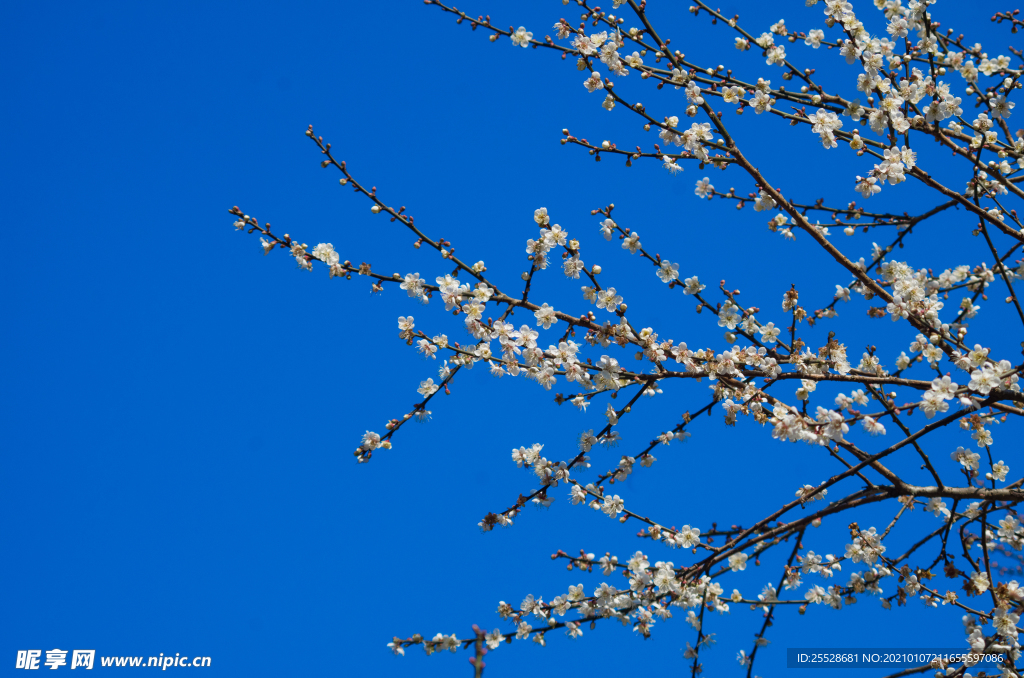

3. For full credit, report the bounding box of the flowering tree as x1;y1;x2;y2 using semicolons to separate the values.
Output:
229;0;1024;675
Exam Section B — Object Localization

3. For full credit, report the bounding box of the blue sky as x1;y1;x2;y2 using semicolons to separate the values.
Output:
2;1;1021;676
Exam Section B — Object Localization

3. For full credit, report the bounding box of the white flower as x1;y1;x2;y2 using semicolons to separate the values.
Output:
926;497;950;518
657;260;680;282
951;447;980;470
989;95;1015;119
753;190;776;212
601;494;625;517
312;242;340;266
969;364;1001;395
988;461;1010;482
796;485;827;503
717;302;741;330
485;628;505;649
722;86;745;104
360;430;380;451
511;26;533;48
861;416;886;436
622;232;642;254
685;81;704;105
758;322;781;343
752;89;773;114
766;44;786;66
534;303;558;329
683;276;706;295
675;525;701;548
400;272;425;299
417;378;439;397
597;287;623;311
569;484;588;505
563;256;585;279
993;608;1019;638
808;108;843;148
855;175;881;198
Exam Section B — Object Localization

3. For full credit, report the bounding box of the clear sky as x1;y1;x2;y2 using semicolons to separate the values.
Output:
2;1;1021;676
